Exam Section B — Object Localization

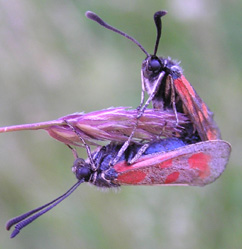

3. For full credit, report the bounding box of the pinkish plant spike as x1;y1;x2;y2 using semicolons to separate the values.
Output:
0;107;189;146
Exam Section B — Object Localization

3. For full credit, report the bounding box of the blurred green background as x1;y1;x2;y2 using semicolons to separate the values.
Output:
0;0;241;248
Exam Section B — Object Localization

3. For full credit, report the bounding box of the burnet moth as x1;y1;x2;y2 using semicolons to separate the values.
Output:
85;11;221;143
4;10;231;238
2;108;188;238
6;137;231;238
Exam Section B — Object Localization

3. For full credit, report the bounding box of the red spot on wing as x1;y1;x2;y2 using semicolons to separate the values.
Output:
159;158;173;168
198;110;204;123
114;153;174;173
174;77;195;110
117;171;146;184
165;172;180;184
114;161;129;172
201;102;209;118
207;130;215;140
188;153;211;178
175;75;196;98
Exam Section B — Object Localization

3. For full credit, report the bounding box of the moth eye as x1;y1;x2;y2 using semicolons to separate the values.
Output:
75;165;92;181
148;59;161;73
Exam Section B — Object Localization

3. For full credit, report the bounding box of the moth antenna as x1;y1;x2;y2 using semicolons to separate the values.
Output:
153;10;167;56
6;180;84;238
86;11;149;57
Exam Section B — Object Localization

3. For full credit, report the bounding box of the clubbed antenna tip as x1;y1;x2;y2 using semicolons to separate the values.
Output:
153;10;168;56
85;10;149;56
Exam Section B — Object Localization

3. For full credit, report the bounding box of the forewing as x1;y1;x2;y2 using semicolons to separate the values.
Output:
174;75;221;141
114;140;231;186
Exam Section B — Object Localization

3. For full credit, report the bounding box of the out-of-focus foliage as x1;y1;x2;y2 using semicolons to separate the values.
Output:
0;0;241;248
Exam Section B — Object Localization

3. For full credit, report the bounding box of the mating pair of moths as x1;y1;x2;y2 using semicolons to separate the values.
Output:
2;11;231;238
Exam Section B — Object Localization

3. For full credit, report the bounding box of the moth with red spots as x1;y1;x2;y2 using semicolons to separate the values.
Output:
86;10;220;143
5;10;231;238
6;137;231;238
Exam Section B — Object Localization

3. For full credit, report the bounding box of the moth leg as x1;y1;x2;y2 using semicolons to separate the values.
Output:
127;73;147;162
136;70;146;111
137;71;166;118
111;71;166;165
66;144;79;159
63;120;97;171
109;124;137;166
127;143;150;165
167;75;179;125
